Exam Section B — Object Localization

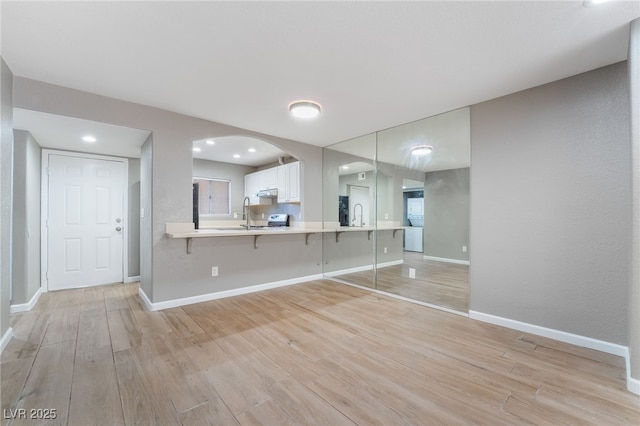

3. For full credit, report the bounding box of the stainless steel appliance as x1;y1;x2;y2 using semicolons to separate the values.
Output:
267;213;289;227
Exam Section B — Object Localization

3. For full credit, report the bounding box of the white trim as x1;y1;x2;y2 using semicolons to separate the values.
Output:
469;310;629;357
627;374;640;395
0;327;13;354
124;275;141;284
329;277;468;317
423;255;470;265
469;310;639;395
323;260;404;277
10;287;43;314
41;149;129;291
138;274;324;311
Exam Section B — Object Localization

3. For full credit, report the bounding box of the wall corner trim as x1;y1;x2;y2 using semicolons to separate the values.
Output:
10;287;43;314
138;274;324;312
469;310;638;395
0;327;14;354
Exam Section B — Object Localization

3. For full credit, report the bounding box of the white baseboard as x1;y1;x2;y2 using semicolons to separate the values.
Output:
469;310;639;395
124;275;141;284
10;287;43;314
324;260;404;278
138;274;324;311
0;327;14;354
423;255;470;265
627;374;640;395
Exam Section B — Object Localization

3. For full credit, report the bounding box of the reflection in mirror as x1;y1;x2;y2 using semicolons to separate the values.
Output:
192;135;301;229
322;134;376;285
322;107;470;313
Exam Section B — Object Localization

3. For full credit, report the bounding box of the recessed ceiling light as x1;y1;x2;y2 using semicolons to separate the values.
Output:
82;135;97;143
206;140;215;145
248;148;256;153
289;100;321;119
411;145;434;156
193;147;202;152
342;165;349;170
233;154;240;158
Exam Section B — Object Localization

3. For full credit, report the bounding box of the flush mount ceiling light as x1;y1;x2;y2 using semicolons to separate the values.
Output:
410;145;434;156
193;147;201;152
583;0;610;6
289;100;321;119
205;140;215;145
82;135;97;143
233;154;240;159
248;148;256;153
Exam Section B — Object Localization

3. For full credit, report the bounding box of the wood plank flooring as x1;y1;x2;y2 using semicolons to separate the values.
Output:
2;280;638;425
334;252;469;312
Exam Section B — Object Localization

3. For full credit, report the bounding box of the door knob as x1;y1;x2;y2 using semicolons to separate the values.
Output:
116;227;122;232
116;218;122;223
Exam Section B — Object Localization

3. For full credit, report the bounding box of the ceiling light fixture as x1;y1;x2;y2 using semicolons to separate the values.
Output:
82;135;97;143
289;100;321;119
410;145;434;156
206;140;215;145
583;0;610;7
233;154;240;158
248;148;256;153
193;147;201;152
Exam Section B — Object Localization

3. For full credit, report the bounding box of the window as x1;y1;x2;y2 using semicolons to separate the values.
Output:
193;177;230;216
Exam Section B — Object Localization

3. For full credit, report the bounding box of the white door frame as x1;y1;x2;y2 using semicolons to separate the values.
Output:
41;149;129;292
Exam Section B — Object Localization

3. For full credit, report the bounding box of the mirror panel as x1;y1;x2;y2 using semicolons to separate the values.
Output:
322;107;470;313
322;133;376;287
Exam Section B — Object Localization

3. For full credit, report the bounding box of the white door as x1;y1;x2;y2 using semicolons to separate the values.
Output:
47;154;125;290
349;185;370;227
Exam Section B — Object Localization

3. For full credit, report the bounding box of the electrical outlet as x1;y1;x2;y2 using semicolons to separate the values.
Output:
409;268;416;279
384;213;389;219
211;266;218;277
261;213;265;219
233;212;238;219
462;246;467;252
384;247;387;254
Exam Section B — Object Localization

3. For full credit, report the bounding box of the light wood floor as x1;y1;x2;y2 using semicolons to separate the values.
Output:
334;252;469;312
2;280;638;425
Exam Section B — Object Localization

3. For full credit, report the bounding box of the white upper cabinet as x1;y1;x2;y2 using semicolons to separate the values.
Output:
245;161;300;205
259;167;278;190
244;170;273;205
277;161;300;203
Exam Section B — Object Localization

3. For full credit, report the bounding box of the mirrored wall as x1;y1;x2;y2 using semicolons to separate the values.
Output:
322;107;470;313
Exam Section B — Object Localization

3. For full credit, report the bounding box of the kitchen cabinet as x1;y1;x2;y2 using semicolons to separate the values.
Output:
259;168;278;190
277;161;300;203
244;170;272;205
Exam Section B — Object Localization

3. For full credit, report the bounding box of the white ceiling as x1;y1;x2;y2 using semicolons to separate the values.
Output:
2;1;639;155
13;108;151;158
192;135;287;167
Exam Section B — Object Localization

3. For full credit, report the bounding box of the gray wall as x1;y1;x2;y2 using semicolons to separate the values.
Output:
424;168;470;262
11;130;41;305
12;78;324;304
470;62;631;345
628;18;639;385
1;58;13;341
128;158;141;278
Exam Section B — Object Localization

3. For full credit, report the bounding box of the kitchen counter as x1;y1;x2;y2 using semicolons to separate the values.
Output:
166;223;407;253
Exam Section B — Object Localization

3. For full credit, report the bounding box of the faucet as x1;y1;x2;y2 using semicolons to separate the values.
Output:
242;196;251;229
352;203;364;227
